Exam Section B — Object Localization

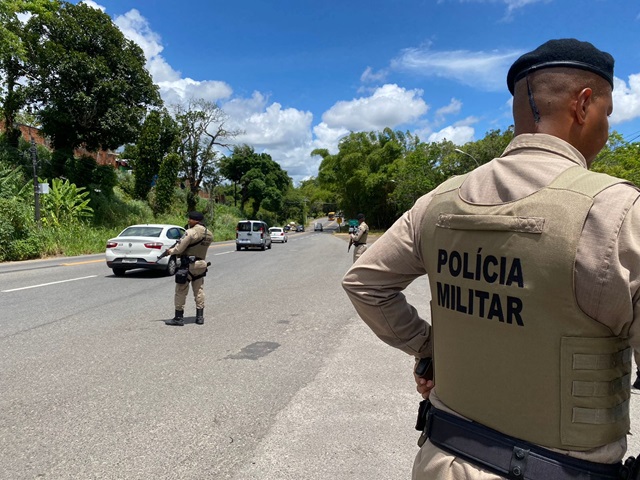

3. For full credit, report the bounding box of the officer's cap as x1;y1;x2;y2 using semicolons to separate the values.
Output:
357;213;365;220
188;211;204;221
507;38;614;95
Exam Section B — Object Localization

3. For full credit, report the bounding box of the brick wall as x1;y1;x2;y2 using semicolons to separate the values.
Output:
1;121;119;167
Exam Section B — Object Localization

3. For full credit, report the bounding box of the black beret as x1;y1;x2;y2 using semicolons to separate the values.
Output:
507;38;614;95
357;213;365;220
188;211;204;221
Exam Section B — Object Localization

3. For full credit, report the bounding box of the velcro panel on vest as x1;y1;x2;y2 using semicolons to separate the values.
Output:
561;337;631;448
437;214;545;234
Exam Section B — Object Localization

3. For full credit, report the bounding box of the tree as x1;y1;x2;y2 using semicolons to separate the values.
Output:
220;144;291;217
390;140;450;213
154;152;181;215
173;98;241;213
591;131;640;185
316;129;407;228
131;109;179;200
0;0;59;148
23;2;160;162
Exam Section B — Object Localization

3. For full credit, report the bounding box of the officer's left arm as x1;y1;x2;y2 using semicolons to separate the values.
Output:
342;194;434;358
352;224;365;242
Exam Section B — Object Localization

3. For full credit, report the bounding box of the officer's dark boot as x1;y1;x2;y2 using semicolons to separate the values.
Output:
634;370;640;389
195;308;204;325
167;309;184;326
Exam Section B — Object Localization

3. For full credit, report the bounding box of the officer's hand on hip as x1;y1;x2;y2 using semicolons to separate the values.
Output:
415;376;435;400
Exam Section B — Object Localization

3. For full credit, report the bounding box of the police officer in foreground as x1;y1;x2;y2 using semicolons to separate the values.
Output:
165;211;213;326
349;213;369;263
343;38;640;479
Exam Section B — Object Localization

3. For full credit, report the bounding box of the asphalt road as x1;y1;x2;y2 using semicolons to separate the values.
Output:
2;226;640;479
0;228;422;480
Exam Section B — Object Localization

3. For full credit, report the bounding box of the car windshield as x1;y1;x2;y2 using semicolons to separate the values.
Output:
119;226;163;237
270;228;282;233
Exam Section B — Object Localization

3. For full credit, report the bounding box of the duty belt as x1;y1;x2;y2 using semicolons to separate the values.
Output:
418;403;636;480
353;242;366;246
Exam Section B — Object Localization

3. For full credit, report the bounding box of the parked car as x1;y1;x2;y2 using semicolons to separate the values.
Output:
296;225;305;232
269;227;288;243
314;222;323;231
236;220;272;250
105;224;186;276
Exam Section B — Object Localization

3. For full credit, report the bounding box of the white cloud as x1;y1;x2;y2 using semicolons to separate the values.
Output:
427;124;475;144
611;74;640;125
112;9;232;104
223;92;319;180
232;102;313;150
451;0;550;18
435;98;463;123
322;84;429;131
80;0;105;12
312;122;350;153
391;47;522;91
360;66;388;83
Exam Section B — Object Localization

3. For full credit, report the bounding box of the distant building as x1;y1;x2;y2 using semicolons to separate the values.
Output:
1;121;120;167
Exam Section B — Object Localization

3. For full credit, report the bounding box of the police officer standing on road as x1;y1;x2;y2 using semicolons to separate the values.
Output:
343;39;640;479
349;213;369;263
165;211;213;326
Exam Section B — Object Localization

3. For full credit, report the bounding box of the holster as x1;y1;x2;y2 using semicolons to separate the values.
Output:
623;456;640;480
175;269;189;284
175;256;190;284
415;399;432;447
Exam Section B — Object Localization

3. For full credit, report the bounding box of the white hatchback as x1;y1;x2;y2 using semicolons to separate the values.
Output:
269;227;288;243
105;224;186;276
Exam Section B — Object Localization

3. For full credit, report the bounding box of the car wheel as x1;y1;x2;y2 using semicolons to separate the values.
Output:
113;268;126;277
236;245;241;251
268;242;272;249
165;256;177;276
261;242;266;251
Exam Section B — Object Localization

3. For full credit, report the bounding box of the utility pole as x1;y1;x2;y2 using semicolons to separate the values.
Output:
29;129;41;227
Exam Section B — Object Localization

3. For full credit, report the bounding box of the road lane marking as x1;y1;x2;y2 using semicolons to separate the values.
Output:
214;251;234;255
2;275;97;293
60;259;104;266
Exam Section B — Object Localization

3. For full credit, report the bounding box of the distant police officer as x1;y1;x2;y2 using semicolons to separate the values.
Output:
349;213;369;263
166;211;213;326
343;39;640;479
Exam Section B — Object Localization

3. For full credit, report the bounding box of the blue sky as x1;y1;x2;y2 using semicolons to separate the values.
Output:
81;0;640;183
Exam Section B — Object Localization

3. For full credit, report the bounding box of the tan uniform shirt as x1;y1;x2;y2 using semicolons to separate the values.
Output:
351;221;369;244
342;133;640;463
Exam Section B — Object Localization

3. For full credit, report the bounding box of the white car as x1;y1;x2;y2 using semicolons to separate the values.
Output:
269;227;288;243
105;224;186;276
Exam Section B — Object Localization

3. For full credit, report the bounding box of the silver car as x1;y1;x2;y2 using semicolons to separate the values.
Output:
236;220;272;251
105;224;186;276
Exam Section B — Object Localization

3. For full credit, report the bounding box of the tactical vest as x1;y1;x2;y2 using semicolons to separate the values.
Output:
184;224;213;259
422;166;633;450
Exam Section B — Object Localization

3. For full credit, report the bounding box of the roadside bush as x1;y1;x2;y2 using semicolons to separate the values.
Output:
0;197;40;261
38;223;121;257
91;186;154;228
41;178;94;227
116;170;136;198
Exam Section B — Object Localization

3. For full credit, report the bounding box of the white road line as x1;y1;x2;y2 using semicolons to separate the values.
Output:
214;251;234;255
2;275;98;293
